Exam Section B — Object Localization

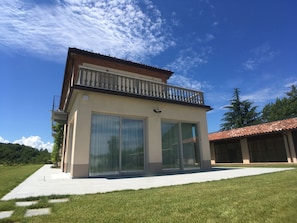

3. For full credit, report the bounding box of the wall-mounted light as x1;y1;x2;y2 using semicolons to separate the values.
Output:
153;108;162;113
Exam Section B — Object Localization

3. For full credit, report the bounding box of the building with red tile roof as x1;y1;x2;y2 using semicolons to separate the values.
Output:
208;118;297;164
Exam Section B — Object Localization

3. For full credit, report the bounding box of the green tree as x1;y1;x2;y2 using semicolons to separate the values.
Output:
0;143;51;164
286;85;297;117
221;88;260;130
51;123;64;167
262;85;297;122
286;84;297;99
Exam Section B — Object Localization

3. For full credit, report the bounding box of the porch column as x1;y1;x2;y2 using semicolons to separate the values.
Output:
60;124;68;172
283;131;297;163
210;142;216;164
64;122;74;173
240;138;250;164
198;116;211;170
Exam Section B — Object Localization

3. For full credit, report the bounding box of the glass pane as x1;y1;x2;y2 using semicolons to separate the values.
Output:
181;123;200;168
89;114;120;176
121;119;144;171
161;122;180;169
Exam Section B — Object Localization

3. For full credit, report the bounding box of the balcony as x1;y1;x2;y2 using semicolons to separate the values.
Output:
74;67;205;106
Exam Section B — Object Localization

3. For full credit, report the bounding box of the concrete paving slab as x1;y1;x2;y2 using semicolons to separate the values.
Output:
1;165;294;201
48;198;69;203
0;210;14;219
15;201;39;207
24;208;51;217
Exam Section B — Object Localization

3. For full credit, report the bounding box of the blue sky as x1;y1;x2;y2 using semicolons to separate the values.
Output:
0;0;296;151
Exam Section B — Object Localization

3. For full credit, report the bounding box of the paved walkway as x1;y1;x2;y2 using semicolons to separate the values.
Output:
0;198;70;219
1;165;294;200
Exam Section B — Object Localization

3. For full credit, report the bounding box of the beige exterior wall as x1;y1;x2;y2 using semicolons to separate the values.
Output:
64;89;211;177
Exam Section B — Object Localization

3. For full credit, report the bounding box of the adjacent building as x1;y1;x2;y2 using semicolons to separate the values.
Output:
53;48;212;178
209;118;297;164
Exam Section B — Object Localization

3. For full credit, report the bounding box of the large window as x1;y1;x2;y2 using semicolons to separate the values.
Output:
161;121;200;170
161;122;180;169
181;123;200;168
89;113;144;176
121;119;144;171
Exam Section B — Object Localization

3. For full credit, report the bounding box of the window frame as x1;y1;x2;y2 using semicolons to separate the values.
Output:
89;112;146;176
161;119;201;171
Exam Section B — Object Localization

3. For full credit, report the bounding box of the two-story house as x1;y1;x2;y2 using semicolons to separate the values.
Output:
53;48;212;178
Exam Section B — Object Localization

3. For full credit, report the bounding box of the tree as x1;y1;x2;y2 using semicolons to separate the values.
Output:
286;85;297;117
286;84;297;99
0;143;51;164
51;123;64;167
262;85;297;122
221;88;260;130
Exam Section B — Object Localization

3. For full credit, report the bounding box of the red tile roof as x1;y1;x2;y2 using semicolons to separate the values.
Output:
209;117;297;141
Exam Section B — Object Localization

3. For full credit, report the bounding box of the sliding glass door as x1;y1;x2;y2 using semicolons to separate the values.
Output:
161;122;180;169
161;121;200;170
89;114;120;175
181;123;200;169
121;119;144;171
89;113;144;176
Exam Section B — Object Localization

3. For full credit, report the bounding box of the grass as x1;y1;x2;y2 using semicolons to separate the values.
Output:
0;164;42;198
0;165;296;222
0;164;42;222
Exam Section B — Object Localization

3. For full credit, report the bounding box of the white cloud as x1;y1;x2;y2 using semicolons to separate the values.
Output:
13;136;54;152
0;136;9;144
242;59;257;71
167;47;212;75
241;77;297;105
0;0;172;61
197;33;215;43
285;80;297;88
212;21;219;26
242;44;278;71
241;88;284;104
166;47;213;92
0;135;54;151
168;75;211;91
170;11;180;26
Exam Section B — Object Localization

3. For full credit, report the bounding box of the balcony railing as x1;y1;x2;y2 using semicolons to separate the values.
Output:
75;67;205;105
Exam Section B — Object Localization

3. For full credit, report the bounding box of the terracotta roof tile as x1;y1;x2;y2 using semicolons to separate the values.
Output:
209;117;297;141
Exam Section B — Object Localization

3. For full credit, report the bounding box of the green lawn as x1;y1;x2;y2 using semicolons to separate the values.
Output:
0;165;296;222
0;164;42;198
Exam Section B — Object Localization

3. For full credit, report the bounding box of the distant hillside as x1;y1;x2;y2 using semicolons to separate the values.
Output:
0;143;51;164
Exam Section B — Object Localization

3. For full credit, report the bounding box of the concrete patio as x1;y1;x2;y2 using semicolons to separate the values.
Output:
1;165;294;201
